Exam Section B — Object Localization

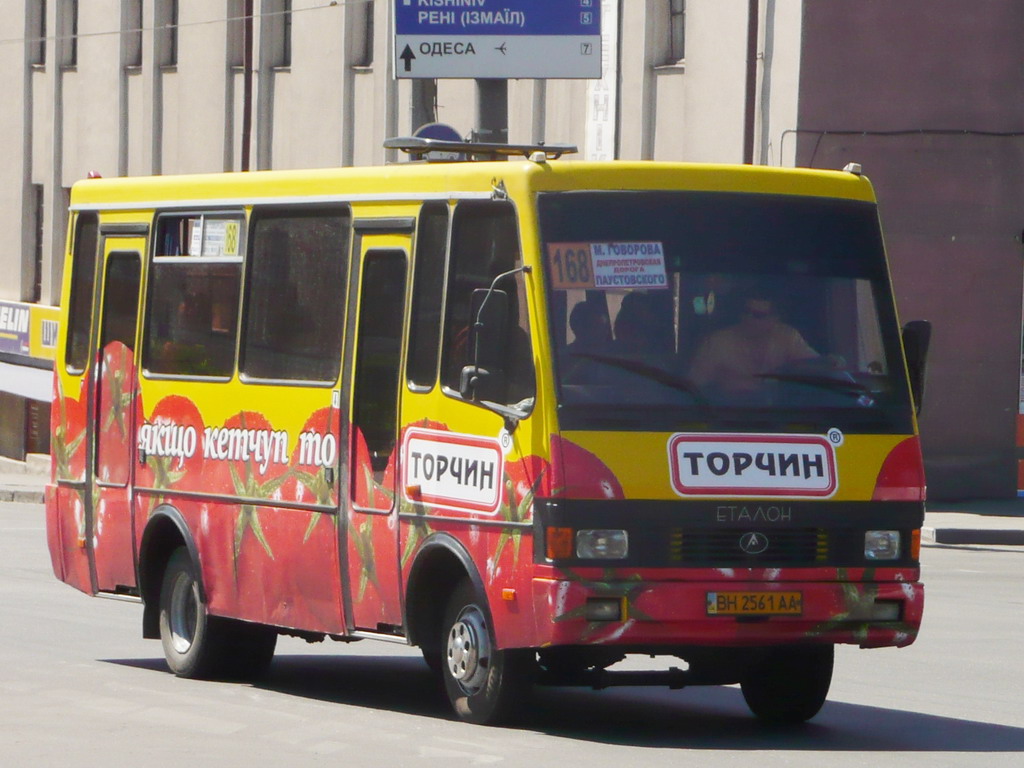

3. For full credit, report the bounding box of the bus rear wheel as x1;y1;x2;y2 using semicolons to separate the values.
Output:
440;580;532;725
159;547;224;679
740;645;834;725
158;547;278;681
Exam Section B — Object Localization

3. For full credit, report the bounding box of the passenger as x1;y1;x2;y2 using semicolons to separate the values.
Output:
612;291;663;356
566;301;612;356
562;300;612;383
690;295;817;397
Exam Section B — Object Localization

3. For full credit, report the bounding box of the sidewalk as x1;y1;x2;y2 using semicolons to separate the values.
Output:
2;456;1023;546
0;455;49;504
923;499;1024;547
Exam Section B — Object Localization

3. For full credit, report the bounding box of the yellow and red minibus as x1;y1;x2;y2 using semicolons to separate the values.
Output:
46;138;929;725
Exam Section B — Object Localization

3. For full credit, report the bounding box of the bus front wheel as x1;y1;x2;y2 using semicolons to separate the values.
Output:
740;645;834;724
440;580;532;725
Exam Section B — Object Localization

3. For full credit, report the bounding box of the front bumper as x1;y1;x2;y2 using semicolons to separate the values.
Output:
532;576;923;649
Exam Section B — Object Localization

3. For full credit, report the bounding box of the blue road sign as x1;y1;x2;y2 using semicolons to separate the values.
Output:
393;0;602;79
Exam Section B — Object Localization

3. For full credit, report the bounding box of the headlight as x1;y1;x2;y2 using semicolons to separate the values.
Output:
576;529;628;560
865;530;901;560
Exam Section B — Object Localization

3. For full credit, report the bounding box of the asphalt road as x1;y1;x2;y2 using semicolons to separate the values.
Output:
2;500;1022;767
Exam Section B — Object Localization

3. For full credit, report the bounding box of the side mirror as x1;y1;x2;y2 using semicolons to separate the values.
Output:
901;320;931;416
459;288;510;400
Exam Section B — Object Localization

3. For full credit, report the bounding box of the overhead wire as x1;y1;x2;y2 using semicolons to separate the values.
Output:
0;0;368;49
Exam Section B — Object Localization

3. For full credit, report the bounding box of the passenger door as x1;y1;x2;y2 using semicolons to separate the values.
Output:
90;236;145;592
343;227;411;632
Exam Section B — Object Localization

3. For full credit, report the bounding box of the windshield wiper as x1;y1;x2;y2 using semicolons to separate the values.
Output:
568;352;708;405
757;372;877;401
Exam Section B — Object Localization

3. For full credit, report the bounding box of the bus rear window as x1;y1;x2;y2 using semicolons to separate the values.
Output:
65;213;98;373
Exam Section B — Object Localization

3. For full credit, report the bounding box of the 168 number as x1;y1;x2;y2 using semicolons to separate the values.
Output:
550;246;592;286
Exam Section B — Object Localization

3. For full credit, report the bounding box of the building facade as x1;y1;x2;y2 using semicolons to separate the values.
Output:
1;0;1021;499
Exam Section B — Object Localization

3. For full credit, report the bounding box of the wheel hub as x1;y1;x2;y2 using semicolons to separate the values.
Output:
446;606;491;694
168;571;198;655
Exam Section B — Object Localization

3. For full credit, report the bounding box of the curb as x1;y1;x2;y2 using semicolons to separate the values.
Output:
0;489;45;504
922;526;1024;547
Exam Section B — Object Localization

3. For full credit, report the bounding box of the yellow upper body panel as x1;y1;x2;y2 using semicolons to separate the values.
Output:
69;159;877;209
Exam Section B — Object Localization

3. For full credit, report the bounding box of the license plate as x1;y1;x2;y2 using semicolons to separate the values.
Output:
706;591;803;616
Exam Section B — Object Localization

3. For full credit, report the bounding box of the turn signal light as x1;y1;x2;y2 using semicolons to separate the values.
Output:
546;526;574;559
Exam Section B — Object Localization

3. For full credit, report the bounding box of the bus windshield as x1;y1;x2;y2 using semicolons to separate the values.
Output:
539;191;913;433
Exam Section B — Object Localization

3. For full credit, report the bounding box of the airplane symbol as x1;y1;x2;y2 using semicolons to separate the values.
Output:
495;42;508;55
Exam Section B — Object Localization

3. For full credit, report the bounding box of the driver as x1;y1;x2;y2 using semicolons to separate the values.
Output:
690;295;817;396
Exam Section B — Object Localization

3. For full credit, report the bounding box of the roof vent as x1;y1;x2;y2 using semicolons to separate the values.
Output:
843;162;863;176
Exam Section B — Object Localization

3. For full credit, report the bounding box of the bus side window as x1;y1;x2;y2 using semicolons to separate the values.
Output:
352;250;408;487
99;253;142;351
65;213;99;373
143;213;244;378
406;202;450;390
240;206;351;382
440;201;535;406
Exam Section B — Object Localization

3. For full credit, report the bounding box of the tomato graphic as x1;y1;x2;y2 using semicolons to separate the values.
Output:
347;424;404;627
398;419;452;569
291;508;345;632
286;405;345;632
52;375;87;483
50;487;91;594
288;405;341;507
137;395;206;494
550;434;625;500
487;454;550;584
351;426;376;509
504;454;551;514
349;427;383;598
96;341;138;485
219;410;284;565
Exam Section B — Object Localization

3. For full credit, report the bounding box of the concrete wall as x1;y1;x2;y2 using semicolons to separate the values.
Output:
0;3;28;302
797;0;1024;498
3;1;766;306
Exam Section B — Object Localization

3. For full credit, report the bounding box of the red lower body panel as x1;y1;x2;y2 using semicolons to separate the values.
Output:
530;576;923;650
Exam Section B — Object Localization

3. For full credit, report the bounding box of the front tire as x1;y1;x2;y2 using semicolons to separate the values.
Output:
440;580;532;725
740;645;834;724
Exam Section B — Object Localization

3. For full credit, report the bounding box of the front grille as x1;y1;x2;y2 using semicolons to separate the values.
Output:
667;527;831;566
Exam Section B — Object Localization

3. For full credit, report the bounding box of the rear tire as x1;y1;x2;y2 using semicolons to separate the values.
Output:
158;547;277;681
158;547;225;679
740;645;834;725
440;580;533;725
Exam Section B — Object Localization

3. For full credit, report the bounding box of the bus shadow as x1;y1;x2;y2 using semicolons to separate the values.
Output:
525;686;1024;752
104;654;1024;752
